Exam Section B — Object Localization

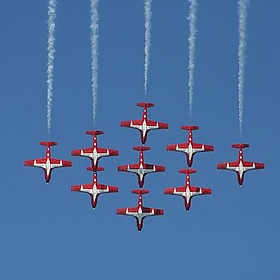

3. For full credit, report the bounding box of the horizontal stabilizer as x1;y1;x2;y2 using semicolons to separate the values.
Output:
137;102;155;108
179;169;197;175
231;143;249;149
87;166;104;172
131;189;149;195
40;141;57;147
133;146;150;152
86;130;104;136
181;125;199;131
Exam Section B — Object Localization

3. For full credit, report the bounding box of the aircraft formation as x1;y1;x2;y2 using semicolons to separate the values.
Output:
24;102;265;231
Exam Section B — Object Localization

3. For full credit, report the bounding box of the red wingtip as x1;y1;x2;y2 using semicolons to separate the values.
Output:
206;189;212;194
164;188;174;195
71;186;81;191
71;150;80;156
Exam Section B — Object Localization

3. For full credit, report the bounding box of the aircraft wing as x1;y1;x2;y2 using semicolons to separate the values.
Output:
50;158;72;168
167;143;187;151
165;186;211;210
117;207;138;217
243;160;265;170
165;186;203;196
146;120;168;130
97;147;118;157
121;120;143;130
71;184;93;194
72;148;93;157
217;161;239;171
24;158;46;168
72;183;118;194
192;142;214;152
72;183;118;208
117;206;163;218
143;163;165;173
118;164;139;173
142;206;164;216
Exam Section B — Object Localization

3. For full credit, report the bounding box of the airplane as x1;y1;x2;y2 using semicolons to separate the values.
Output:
118;146;165;188
166;125;214;167
121;102;168;144
116;189;164;232
217;144;265;185
71;130;119;170
71;167;118;208
24;141;72;183
164;169;211;211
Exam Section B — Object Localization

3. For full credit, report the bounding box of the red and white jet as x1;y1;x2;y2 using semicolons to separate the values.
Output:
121;102;168;144
217;144;265;185
24;142;72;183
71;130;118;170
164;169;211;211
71;167;118;208
118;146;165;188
166;125;214;167
116;189;164;231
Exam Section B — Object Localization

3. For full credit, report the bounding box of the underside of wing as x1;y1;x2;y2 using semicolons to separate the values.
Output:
121;120;142;128
71;184;93;193
118;164;139;172
192;142;214;152
117;207;138;216
217;161;238;170
142;206;163;216
165;187;185;196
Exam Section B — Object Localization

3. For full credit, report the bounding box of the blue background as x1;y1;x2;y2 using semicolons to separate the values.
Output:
0;1;277;279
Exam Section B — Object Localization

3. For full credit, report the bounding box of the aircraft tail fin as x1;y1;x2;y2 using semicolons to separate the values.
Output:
86;130;104;136
40;141;57;147
133;146;150;152
231;143;249;149
132;189;149;195
137;102;155;108
87;166;104;172
179;169;197;175
181;125;199;131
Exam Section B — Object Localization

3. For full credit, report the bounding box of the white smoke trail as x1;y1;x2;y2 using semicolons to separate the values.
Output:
238;0;249;134
188;0;197;115
144;0;152;93
47;0;57;134
90;0;99;123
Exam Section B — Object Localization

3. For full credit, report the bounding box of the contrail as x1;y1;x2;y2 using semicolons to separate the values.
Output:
144;0;152;93
238;0;249;134
47;0;57;134
90;0;99;123
188;0;197;115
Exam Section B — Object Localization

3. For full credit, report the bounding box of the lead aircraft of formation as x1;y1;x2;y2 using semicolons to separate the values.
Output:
117;189;164;231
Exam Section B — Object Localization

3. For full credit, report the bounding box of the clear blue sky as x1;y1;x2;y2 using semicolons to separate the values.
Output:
0;1;278;279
